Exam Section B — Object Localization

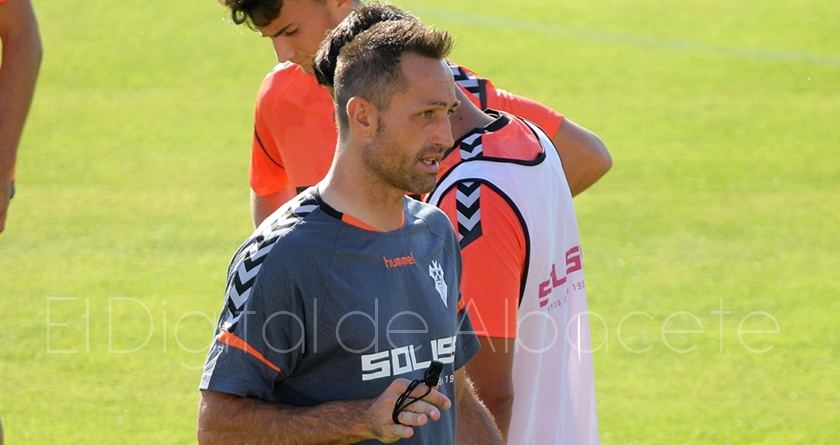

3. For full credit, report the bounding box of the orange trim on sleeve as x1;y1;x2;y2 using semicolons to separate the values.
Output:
218;330;283;374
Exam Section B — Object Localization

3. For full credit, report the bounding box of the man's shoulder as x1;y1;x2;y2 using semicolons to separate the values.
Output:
259;190;325;235
406;198;458;240
446;112;542;165
239;193;323;252
486;113;544;159
263;62;304;82
226;194;331;285
406;197;446;218
257;63;320;100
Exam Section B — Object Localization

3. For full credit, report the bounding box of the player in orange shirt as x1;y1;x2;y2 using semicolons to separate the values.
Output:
220;0;612;226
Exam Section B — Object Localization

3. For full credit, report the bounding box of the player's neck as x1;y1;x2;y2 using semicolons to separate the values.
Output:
319;161;406;232
450;90;494;140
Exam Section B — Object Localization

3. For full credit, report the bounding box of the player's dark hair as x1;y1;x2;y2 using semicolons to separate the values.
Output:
313;4;453;136
313;3;418;88
218;0;291;29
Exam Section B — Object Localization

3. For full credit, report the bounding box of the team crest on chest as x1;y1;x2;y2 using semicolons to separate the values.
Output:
429;261;448;307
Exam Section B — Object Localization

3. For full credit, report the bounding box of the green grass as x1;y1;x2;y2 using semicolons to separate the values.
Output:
1;0;838;443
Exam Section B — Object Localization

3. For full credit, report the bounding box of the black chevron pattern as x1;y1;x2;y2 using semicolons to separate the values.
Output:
448;62;486;109
456;181;482;249
221;196;318;329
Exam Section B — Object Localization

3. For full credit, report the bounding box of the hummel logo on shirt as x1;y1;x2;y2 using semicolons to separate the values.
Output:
383;252;416;269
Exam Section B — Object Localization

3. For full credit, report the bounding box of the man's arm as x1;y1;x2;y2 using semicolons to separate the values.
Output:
0;0;42;233
197;379;452;445
551;118;612;196
453;66;612;197
454;368;504;445
251;187;295;227
464;336;516;441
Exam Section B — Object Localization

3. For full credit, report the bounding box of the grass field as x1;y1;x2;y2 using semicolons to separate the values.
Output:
1;0;838;443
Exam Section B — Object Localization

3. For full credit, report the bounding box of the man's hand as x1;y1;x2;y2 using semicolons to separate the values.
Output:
365;378;452;442
198;379;453;445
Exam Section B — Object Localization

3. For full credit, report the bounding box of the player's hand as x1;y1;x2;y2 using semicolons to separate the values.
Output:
365;378;451;443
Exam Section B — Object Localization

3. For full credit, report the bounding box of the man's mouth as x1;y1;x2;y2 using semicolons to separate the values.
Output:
419;155;442;173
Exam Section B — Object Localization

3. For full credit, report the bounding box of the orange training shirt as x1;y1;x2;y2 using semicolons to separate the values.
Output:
249;62;563;196
250;63;337;196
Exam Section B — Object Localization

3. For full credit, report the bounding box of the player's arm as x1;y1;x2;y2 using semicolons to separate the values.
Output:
197;379;452;445
0;0;42;233
551;117;612;197
454;368;504;445
488;89;611;196
453;64;612;196
464;336;515;441
251;187;295;227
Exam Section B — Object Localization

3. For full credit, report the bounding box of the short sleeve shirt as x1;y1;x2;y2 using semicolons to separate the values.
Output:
200;189;479;444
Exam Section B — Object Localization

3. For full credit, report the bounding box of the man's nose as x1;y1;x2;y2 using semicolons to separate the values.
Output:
272;38;294;63
435;117;455;149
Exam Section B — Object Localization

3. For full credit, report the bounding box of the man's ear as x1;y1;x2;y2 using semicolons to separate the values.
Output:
346;96;378;139
327;0;355;17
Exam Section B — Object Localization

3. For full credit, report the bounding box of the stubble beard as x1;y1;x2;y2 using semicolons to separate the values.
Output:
364;126;437;196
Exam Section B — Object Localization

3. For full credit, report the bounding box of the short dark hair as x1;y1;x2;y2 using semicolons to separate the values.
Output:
218;0;290;29
313;4;453;135
313;3;417;88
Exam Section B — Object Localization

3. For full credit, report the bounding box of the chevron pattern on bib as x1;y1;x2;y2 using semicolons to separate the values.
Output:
459;133;484;160
456;181;482;249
